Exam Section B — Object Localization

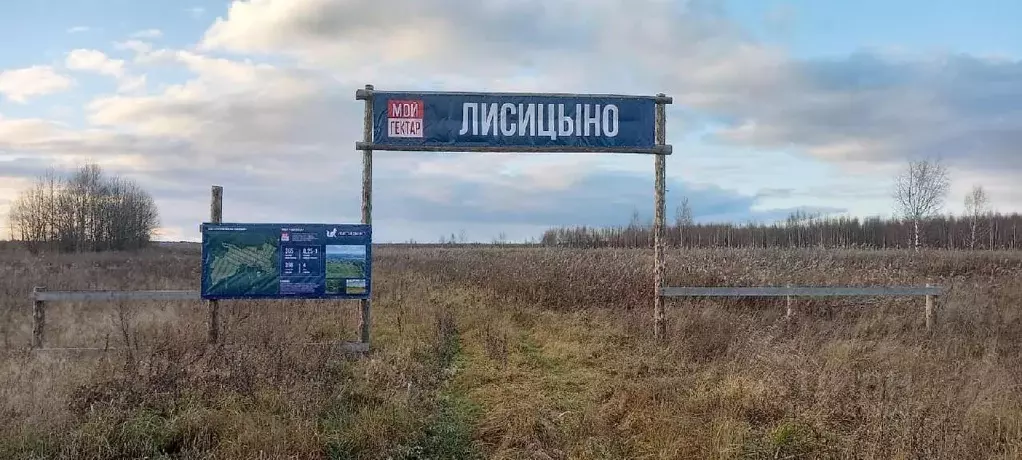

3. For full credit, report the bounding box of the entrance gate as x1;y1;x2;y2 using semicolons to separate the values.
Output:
354;85;674;344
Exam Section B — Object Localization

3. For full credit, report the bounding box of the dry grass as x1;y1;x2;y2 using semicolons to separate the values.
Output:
1;244;1021;459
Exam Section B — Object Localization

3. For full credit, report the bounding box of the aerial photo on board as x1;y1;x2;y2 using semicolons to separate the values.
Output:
203;234;280;297
2;0;1022;458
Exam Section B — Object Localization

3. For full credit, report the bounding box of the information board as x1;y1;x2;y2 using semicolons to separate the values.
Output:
367;91;662;153
200;223;371;300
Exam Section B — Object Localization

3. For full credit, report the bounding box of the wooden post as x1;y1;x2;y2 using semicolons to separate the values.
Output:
359;84;374;347
208;185;222;344
785;284;794;319
653;94;667;340
32;286;45;349
925;282;934;332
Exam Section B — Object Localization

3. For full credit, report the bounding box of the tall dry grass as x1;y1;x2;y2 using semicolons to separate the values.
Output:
0;244;1020;458
400;246;1022;458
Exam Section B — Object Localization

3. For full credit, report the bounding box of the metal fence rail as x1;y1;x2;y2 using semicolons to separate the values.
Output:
28;287;366;353
661;284;943;330
29;342;370;354
662;286;943;297
34;289;200;302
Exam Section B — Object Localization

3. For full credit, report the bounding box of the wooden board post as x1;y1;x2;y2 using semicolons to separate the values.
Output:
653;94;667;340
925;282;934;332
208;185;223;344
785;284;794;319
32;286;45;349
359;84;374;347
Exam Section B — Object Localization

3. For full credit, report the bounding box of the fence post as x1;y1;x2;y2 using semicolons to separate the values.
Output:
32;286;45;349
925;282;934;332
785;284;794;319
653;93;667;340
359;84;374;348
208;185;223;345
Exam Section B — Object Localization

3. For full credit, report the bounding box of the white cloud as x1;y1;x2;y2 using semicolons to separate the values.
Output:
0;115;180;163
87;50;335;144
0;116;66;144
64;49;147;94
130;29;163;39
114;40;154;55
66;49;125;77
117;74;147;93
197;0;643;87
0;66;74;103
0;174;33;234
66;26;90;34
138;49;291;89
193;0;1022;172
186;6;206;18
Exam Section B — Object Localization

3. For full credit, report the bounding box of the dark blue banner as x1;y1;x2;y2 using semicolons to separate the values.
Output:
200;223;371;300
370;91;658;152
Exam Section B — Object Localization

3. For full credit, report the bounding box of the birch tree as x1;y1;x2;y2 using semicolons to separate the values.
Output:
675;197;693;247
893;158;951;251
964;185;989;249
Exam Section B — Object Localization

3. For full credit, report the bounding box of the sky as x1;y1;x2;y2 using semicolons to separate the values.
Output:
326;244;365;258
1;0;1020;243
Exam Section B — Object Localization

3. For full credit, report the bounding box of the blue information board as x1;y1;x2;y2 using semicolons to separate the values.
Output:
367;91;662;153
200;223;371;300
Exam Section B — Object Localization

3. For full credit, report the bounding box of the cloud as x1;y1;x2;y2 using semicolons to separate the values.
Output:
66;49;125;77
117;75;147;93
195;0;1022;177
88;51;347;149
186;6;206;18
4;0;1022;242
197;0;693;91
84;154;827;243
66;26;90;34
0;66;74;103
130;29;163;39
64;49;146;93
377;168;844;227
114;40;154;55
701;52;1022;176
0;115;188;163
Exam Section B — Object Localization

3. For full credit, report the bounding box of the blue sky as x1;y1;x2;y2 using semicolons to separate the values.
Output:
727;0;1022;58
0;3;198;70
1;0;1020;242
326;245;366;258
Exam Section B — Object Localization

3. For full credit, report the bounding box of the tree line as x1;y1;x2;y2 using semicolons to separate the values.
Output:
8;163;160;253
539;212;1022;250
542;159;1021;250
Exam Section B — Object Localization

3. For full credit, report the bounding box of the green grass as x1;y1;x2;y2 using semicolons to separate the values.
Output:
325;277;343;294
326;260;365;278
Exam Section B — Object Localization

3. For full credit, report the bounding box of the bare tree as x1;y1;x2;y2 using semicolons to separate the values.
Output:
8;162;160;252
964;185;990;250
628;208;642;229
674;197;693;226
674;197;693;247
893;158;951;251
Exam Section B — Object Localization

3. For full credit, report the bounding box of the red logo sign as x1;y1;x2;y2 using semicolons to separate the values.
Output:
388;100;423;118
387;99;424;138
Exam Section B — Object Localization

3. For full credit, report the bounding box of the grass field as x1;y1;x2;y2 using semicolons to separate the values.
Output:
326;259;365;279
1;244;1021;459
325;277;343;294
